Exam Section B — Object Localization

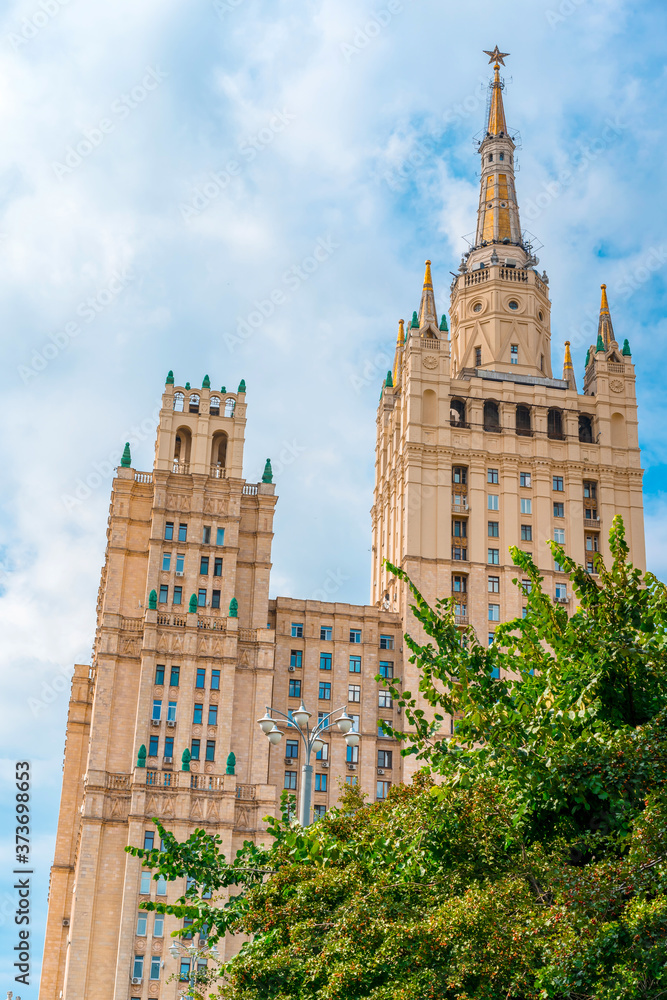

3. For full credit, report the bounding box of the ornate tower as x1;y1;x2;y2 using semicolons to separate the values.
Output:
371;50;645;775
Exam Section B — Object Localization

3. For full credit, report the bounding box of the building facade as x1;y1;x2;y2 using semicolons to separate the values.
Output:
40;52;645;999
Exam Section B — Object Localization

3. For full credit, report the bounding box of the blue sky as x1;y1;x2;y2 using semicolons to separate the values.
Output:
1;0;666;991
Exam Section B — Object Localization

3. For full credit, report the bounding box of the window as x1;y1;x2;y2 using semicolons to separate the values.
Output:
143;831;155;851
202;526;211;544
136;913;147;936
314;804;327;819
193;704;203;725
179;959;191;982
508;300;519;310
320;653;332;671
167;701;177;722
554;528;565;544
379;690;393;709
199;557;209;575
316;742;329;761
150;956;161;980
586;534;599;552
349;655;361;673
208;705;218;726
555;583;567;600
214;557;223;576
521;498;532;514
522;607;528;619
555;559;565;572
521;525;533;542
154;913;164;937
169;666;180;687
452;545;468;561
553;501;564;518
164;736;174;759
511;344;518;364
155;665;165;685
349;684;361;703
378;749;393;768
205;740;215;761
156;875;167;896
378;720;391;738
195;668;205;689
488;495;499;511
133;956;144;980
140;871;151;894
499;152;504;161
488;521;499;538
320;625;332;640
487;468;499;484
583;481;597;500
520;472;531;487
216;527;225;546
198;589;206;607
516;404;532;435
290;650;302;669
349;629;361;643
553;476;564;492
488;634;496;648
159;585;168;604
380;634;394;650
152;700;162;722
190;739;200;760
173;586;182;605
452;574;467;593
488;548;499;565
211;590;220;609
319;682;331;700
175;554;185;573
164;522;174;541
178;524;187;542
452;466;468;485
211;670;220;690
379;661;394;679
183;918;193;940
488;604;500;622
522;579;532;594
346;775;358;786
484;400;500;431
488;576;500;593
579;415;594;443
475;347;482;367
148;735;159;757
284;770;297;790
346;744;358;763
285;740;299;759
291;623;303;638
162;552;171;571
377;780;391;800
350;714;360;733
288;679;301;698
452;519;467;538
315;773;327;792
490;661;500;676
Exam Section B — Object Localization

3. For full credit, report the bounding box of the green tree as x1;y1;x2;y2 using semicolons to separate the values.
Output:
128;517;667;999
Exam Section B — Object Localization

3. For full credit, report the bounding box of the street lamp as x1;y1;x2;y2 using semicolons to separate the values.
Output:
257;700;358;826
168;940;219;998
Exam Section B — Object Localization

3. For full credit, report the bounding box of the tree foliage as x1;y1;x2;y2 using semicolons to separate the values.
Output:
128;517;667;999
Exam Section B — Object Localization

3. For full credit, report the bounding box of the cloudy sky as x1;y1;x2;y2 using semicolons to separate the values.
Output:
1;0;666;988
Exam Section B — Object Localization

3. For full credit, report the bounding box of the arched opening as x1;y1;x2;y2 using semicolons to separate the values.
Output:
450;399;466;427
173;392;184;412
547;408;564;440
516;404;532;436
211;431;228;471
578;414;594;443
189;394;200;414
422;389;437;425
209;396;220;416
611;412;627;448
173;427;192;471
224;398;236;418
484;400;500;432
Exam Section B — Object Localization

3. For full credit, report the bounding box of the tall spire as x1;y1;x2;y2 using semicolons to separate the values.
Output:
393;318;405;384
597;283;615;350
417;260;438;334
487;63;508;136
562;340;577;392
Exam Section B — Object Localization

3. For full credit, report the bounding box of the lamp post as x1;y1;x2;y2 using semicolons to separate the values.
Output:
257;701;359;826
168;940;219;999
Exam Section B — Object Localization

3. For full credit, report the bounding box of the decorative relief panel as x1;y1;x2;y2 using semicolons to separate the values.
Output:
104;795;130;821
204;497;226;515
610;378;624;393
119;637;141;657
422;356;438;369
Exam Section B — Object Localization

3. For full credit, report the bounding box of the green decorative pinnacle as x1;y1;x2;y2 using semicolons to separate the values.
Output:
596;332;605;353
226;751;236;776
181;748;191;772
202;374;211;389
189;593;198;614
221;386;226;393
166;370;174;385
262;459;273;484
229;597;238;618
238;379;246;393
136;744;146;769
385;370;393;388
121;442;132;468
622;338;631;356
185;381;191;390
148;589;157;610
584;348;590;369
410;310;419;329
440;314;449;333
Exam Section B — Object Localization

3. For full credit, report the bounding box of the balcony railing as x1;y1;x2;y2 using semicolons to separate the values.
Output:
451;496;469;510
500;267;528;282
583;517;601;529
454;614;469;625
209;465;226;479
171;462;190;474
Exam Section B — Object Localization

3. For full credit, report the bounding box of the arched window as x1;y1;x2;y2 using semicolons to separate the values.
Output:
547;408;564;440
189;394;200;414
484;400;500;432
209;396;220;416
516;404;531;436
611;412;627;448
173;427;192;471
578;414;593;443
422;390;436;425
211;431;228;470
224;398;236;418
450;399;466;427
173;392;184;412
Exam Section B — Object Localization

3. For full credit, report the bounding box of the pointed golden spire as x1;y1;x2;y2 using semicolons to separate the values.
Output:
597;283;615;350
392;319;405;384
423;259;433;289
487;62;508;136
562;340;577;391
417;260;438;333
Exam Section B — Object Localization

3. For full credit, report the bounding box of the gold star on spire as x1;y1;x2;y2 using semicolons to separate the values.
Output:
484;46;510;66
